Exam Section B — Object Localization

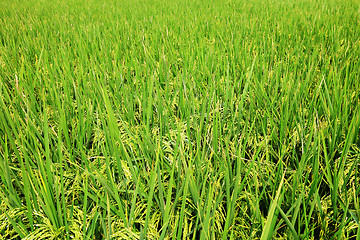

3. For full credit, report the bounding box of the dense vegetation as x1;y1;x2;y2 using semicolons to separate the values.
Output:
0;0;359;239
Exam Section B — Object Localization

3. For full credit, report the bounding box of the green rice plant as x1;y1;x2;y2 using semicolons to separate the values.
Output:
0;0;359;239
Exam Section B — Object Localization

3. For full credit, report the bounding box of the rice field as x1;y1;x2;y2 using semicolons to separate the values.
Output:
0;0;360;239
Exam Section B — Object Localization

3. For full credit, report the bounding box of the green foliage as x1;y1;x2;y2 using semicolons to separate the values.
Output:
0;0;360;239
